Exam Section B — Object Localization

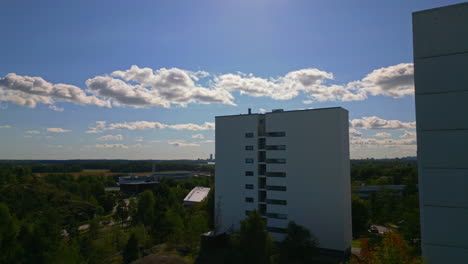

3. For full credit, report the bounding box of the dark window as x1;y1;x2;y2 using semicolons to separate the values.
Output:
267;227;287;233
245;184;254;190
267;185;287;191
245;145;254;151
245;158;254;163
266;199;287;205
245;132;254;138
267;132;285;137
245;197;254;203
266;213;288;219
266;145;286;150
266;159;286;164
245;171;254;176
266;172;286;178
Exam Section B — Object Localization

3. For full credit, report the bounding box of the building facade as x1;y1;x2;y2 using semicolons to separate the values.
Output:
413;3;468;263
215;107;351;255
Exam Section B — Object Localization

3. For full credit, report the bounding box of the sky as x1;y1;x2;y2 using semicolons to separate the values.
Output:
0;0;464;160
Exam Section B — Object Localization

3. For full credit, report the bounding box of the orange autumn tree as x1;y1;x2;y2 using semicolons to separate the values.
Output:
350;232;423;264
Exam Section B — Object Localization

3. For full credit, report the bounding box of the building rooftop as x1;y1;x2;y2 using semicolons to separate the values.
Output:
215;107;346;118
183;186;211;204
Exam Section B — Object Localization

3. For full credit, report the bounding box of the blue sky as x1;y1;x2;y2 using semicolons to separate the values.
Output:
0;0;463;159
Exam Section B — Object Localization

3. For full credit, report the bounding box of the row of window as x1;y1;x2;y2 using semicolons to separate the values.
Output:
266;199;287;205
266;213;288;219
245;171;286;177
244;186;286;192
245;145;286;151
246;158;287;164
245;132;286;138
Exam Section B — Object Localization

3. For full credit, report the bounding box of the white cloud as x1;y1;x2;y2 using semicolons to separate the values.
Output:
357;63;414;98
349;128;362;138
95;143;128;149
192;134;204;139
135;137;144;142
47;127;72;133
97;134;123;141
375;132;392;138
0;73;110;108
168;140;200;147
0;124;12;128
201;139;215;143
88;121;215;131
350;116;416;130
351;137;416;146
26;130;40;134
259;108;267;114
48;105;64;112
400;131;417;138
86;65;235;108
302;100;313;104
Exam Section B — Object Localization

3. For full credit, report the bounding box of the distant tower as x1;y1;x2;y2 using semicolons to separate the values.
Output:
210;154;213;160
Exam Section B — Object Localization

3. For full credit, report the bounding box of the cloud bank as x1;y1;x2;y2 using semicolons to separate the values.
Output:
1;63;414;110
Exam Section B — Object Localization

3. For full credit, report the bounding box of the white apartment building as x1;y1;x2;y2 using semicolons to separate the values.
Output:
215;107;351;255
413;3;468;263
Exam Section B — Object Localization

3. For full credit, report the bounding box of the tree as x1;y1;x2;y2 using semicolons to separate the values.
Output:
351;232;423;264
237;210;275;264
135;190;155;227
115;198;129;226
279;221;318;264
89;217;100;240
352;195;370;237
123;233;139;264
0;203;19;263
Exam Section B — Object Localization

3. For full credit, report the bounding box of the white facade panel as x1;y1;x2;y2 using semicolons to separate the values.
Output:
418;130;468;168
412;3;468;59
216;108;351;254
416;91;468;130
413;3;468;263
424;245;468;263
423;206;468;248
414;53;468;94
422;169;468;207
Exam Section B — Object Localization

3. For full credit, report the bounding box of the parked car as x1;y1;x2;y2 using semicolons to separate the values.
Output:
370;225;379;234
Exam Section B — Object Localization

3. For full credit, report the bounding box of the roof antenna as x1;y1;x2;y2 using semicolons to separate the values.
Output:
248;108;251;114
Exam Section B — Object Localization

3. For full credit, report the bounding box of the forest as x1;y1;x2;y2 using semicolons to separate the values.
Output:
0;160;422;264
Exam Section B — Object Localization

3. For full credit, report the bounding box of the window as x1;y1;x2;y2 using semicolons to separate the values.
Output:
245;184;254;190
266;158;286;164
267;227;287;233
245;171;254;176
245;197;254;203
267;132;285;137
267;185;287;191
245;132;254;138
266;172;286;178
266;199;287;205
245;158;254;163
266;213;288;219
245;145;254;151
266;145;286;150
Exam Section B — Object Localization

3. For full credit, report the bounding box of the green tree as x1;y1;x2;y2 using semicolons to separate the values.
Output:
0;203;19;264
123;233;139;264
352;195;370;236
115;198;129;226
279;221;319;264
237;210;275;264
135;190;155;226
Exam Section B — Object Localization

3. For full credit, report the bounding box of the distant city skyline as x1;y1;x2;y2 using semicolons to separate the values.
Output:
0;0;464;159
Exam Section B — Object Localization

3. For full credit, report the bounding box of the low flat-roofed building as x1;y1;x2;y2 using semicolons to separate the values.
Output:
183;186;211;206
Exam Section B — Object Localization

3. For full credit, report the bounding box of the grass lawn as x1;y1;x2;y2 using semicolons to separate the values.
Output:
352;239;361;248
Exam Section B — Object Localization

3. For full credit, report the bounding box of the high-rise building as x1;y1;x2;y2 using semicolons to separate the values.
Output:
413;3;468;263
215;107;351;256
